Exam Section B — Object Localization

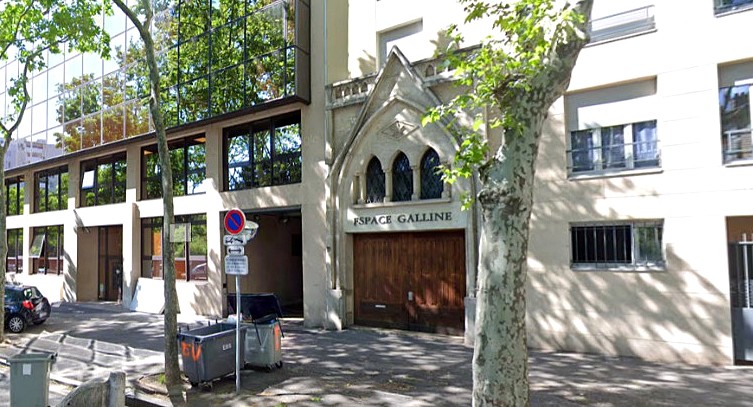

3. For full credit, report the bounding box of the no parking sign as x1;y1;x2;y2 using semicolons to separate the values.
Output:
224;209;245;235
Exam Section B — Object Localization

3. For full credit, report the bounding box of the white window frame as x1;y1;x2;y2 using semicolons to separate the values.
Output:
720;82;753;163
377;19;423;66
570;220;665;271
568;121;659;175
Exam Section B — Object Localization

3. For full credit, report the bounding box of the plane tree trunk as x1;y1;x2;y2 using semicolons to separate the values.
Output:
470;1;594;405
112;0;181;395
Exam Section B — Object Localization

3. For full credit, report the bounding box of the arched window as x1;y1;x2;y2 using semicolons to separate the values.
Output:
391;152;413;202
420;149;443;199
365;157;385;203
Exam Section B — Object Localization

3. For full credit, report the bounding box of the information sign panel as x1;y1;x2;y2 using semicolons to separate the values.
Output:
223;234;248;246
226;245;244;255
224;255;248;276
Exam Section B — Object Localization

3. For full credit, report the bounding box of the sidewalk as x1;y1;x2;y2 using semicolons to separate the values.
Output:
2;302;753;406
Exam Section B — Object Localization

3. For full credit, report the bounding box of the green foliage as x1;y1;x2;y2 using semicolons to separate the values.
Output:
0;0;110;138
423;0;589;193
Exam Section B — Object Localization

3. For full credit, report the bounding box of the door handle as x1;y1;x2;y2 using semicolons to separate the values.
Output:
407;291;414;301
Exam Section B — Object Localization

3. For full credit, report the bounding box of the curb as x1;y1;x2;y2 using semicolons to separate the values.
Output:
126;391;170;407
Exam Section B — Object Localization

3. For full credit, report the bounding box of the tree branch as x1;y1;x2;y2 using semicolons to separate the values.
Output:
112;0;148;37
3;50;41;142
0;2;35;61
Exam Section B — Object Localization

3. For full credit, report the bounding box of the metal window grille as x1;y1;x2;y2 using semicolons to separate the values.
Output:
730;241;753;308
391;153;413;202
420;149;443;199
570;222;664;268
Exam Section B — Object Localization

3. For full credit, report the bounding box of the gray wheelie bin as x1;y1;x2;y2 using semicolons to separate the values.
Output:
244;316;283;370
177;322;244;386
9;352;57;407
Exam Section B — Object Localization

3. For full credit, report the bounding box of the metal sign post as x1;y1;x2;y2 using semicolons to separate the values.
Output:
223;209;258;395
235;275;241;394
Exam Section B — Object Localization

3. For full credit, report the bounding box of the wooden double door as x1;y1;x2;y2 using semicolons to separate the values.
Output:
353;230;466;334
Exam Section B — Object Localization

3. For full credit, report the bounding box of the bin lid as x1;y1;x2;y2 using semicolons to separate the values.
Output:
8;352;57;363
227;293;284;320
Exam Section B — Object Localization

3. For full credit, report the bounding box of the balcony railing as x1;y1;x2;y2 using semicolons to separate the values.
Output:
715;0;753;15
568;140;661;174
723;128;753;162
589;5;656;44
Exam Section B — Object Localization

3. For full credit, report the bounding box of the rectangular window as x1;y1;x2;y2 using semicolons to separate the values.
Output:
568;121;659;174
34;166;68;212
80;153;126;207
31;225;64;275
570;221;664;269
378;19;424;65
224;112;302;191
5;177;24;216
715;0;753;15
720;84;753;162
141;135;206;200
141;214;207;281
588;6;655;44
7;229;22;273
566;79;658;175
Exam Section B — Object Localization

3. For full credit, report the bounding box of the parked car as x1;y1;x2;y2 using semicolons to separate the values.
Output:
4;284;51;333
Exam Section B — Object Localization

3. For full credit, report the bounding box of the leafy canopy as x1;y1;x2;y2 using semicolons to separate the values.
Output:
423;0;587;206
0;0;109;135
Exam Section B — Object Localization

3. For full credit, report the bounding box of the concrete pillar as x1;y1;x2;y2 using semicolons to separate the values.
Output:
300;0;331;329
441;161;451;199
62;161;81;302
411;164;419;200
384;169;392;202
122;144;141;308
205;123;225;317
122;203;139;308
21;169;33;275
357;172;365;204
107;371;126;407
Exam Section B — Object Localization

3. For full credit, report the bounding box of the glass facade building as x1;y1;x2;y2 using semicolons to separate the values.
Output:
0;0;310;170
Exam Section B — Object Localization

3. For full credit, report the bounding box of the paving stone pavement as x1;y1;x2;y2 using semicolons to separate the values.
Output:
2;302;753;406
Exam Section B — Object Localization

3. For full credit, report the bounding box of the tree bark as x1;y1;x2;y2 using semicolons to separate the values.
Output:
0;55;35;343
471;2;593;406
0;144;7;342
473;113;544;407
112;0;181;395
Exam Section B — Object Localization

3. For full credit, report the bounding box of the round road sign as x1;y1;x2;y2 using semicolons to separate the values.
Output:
224;209;246;235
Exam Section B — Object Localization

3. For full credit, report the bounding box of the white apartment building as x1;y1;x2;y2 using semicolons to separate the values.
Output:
329;0;753;365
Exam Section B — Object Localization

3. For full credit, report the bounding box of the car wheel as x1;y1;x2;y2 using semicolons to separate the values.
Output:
7;315;25;333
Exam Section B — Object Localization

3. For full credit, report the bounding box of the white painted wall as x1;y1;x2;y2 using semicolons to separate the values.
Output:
529;1;753;364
